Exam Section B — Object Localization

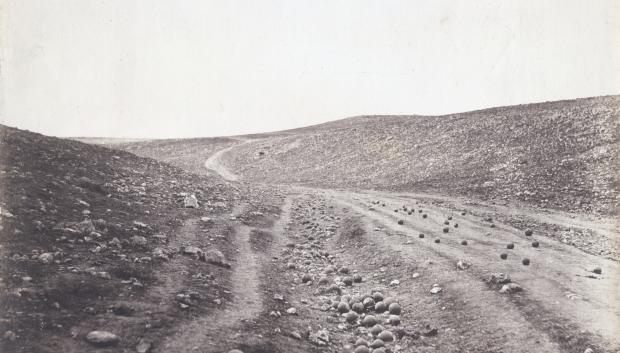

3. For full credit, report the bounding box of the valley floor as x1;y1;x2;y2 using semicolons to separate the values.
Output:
152;140;618;353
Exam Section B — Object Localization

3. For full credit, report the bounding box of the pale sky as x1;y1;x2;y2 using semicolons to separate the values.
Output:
1;0;619;138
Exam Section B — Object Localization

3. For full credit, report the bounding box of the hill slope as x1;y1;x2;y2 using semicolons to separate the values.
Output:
220;96;619;214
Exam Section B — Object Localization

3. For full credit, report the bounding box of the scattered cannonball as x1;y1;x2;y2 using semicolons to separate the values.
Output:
372;292;384;302
419;233;425;238
525;229;533;237
370;339;385;349
377;330;395;342
507;243;514;250
374;301;387;313
318;276;329;285
388;302;401;315
532;241;539;248
362;315;378;327
394;209;399;212
593;267;602;275
370;324;385;336
422;214;428;218
434;238;440;243
343;276;354;286
345;311;359;323
338;301;350;313
397;220;404;225
339;267;350;274
301;274;312;283
388;315;401;325
500;253;508;260
352;302;365;314
444;220;450;225
443;227;449;233
341;294;352;303
382;204;386;207
353;274;363;283
522;258;530;266
363;297;376;308
454;223;459;228
460;240;468;246
354;346;370;353
286;262;296;270
447;216;453;220
355;338;369;346
490;224;496;228
461;211;466;216
408;211;412;215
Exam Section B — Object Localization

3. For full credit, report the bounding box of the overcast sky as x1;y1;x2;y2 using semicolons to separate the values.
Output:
1;0;619;138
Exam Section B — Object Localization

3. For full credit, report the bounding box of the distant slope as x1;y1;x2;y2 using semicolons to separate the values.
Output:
222;96;619;214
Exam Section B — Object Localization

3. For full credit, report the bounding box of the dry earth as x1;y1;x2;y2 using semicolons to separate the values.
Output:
1;96;619;353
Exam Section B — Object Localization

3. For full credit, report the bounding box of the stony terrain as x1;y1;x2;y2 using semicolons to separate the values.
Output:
1;96;619;353
220;96;620;215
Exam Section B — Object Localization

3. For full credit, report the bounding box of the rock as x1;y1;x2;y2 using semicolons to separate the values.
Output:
85;331;120;346
136;339;152;353
507;243;515;249
130;235;147;247
343;276;353;286
488;273;511;285
38;253;54;264
183;246;202;255
75;219;96;234
353;274;363;283
318;276;329;285
397;220;404;225
204;250;231;268
286;307;297;315
456;260;471;270
592;267;602;274
228;350;244;353
443;227;449;233
430;285;443;294
3;330;17;341
302;273;312;283
460;240;468;246
183;194;199;208
388;302;401;315
308;329;329;346
499;283;523;294
389;279;400;286
377;330;394;342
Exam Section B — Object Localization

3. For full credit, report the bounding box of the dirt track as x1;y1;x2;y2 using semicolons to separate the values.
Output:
196;138;619;353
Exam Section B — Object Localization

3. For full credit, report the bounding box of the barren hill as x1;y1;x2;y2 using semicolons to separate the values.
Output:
222;96;619;215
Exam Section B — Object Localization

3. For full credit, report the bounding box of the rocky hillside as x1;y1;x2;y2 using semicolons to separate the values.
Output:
0;125;277;352
222;96;619;215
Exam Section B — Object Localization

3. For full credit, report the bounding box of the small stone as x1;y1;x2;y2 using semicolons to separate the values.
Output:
286;307;297;315
430;285;442;294
442;227;449;233
389;279;400;286
592;267;602;275
86;331;120;346
456;260;471;270
499;283;523;294
353;274;363;283
183;194;199;208
507;243;515;249
38;253;54;264
136;339;152;353
3;331;17;341
460;240;468;246
532;241;540;248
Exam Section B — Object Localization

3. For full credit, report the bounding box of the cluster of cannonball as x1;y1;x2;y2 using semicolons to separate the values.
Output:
499;229;537;265
333;291;401;353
